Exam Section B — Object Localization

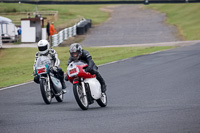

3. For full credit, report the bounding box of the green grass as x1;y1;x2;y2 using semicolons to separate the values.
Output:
1;3;199;88
0;46;175;88
0;3;110;28
1;3;199;40
147;3;200;40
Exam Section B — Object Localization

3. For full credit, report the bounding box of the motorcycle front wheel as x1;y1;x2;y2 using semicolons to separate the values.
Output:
97;93;107;107
73;84;89;110
40;78;52;104
55;92;63;102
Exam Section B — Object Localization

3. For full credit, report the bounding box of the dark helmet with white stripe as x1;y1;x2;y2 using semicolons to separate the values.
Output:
69;43;82;61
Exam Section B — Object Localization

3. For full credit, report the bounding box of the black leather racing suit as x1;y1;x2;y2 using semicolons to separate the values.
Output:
68;49;106;92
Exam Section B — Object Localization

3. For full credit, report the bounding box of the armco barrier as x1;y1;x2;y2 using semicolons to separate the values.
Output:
77;19;92;35
0;36;2;48
51;19;91;47
51;24;76;47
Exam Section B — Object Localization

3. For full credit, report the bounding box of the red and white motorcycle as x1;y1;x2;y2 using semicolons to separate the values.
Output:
66;61;107;110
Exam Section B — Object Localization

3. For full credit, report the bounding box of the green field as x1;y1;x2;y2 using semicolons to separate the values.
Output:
0;46;174;88
1;3;199;40
1;3;200;88
147;3;200;40
0;3;110;29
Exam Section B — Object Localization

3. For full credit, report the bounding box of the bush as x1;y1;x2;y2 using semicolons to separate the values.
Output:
4;8;17;13
12;8;17;12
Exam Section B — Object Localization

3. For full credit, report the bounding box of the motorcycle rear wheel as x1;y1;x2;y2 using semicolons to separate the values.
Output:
96;93;107;107
40;78;52;104
73;84;89;110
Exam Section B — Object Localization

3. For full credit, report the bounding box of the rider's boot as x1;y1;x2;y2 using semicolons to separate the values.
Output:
96;72;107;93
57;68;67;94
61;79;67;94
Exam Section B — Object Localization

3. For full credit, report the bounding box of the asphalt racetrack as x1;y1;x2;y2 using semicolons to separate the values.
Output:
1;4;200;133
1;43;200;133
82;5;181;46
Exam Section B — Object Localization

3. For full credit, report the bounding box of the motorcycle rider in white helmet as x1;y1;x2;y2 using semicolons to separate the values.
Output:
33;40;66;93
66;43;107;92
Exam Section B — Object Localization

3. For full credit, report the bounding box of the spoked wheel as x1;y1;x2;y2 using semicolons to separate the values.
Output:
97;92;107;107
40;78;52;104
73;84;89;110
55;92;63;102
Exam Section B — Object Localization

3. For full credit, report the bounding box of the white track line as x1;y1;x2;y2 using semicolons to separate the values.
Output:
0;48;175;91
0;59;129;91
98;58;130;67
0;81;33;91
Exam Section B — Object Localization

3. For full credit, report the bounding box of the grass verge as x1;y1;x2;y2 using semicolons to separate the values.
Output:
146;3;200;40
0;46;175;88
0;3;110;29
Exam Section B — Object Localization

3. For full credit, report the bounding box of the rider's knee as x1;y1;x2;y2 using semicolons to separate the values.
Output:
57;68;64;75
34;76;40;84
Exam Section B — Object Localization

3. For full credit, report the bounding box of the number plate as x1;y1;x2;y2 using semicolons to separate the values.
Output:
69;68;77;74
67;67;79;77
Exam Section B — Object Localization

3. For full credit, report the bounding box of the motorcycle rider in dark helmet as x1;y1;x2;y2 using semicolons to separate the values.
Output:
33;40;67;93
66;43;107;92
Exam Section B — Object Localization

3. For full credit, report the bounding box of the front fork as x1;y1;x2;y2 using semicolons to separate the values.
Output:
47;75;51;91
80;78;87;97
40;75;51;92
74;78;87;100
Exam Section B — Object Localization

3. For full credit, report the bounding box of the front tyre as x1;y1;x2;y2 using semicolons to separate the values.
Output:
40;78;52;104
73;84;88;110
55;92;63;102
97;93;107;107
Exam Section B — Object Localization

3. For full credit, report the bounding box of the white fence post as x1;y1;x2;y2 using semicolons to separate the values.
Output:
0;36;2;48
51;34;58;47
73;25;77;36
67;28;70;38
50;20;88;47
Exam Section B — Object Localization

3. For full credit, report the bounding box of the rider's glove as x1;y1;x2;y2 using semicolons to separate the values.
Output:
33;71;36;76
53;66;58;72
85;67;92;72
50;66;58;72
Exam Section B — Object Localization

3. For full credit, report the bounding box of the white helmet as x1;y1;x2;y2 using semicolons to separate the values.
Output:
37;40;50;54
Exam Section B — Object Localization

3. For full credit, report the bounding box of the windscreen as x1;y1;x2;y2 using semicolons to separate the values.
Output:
36;56;51;68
